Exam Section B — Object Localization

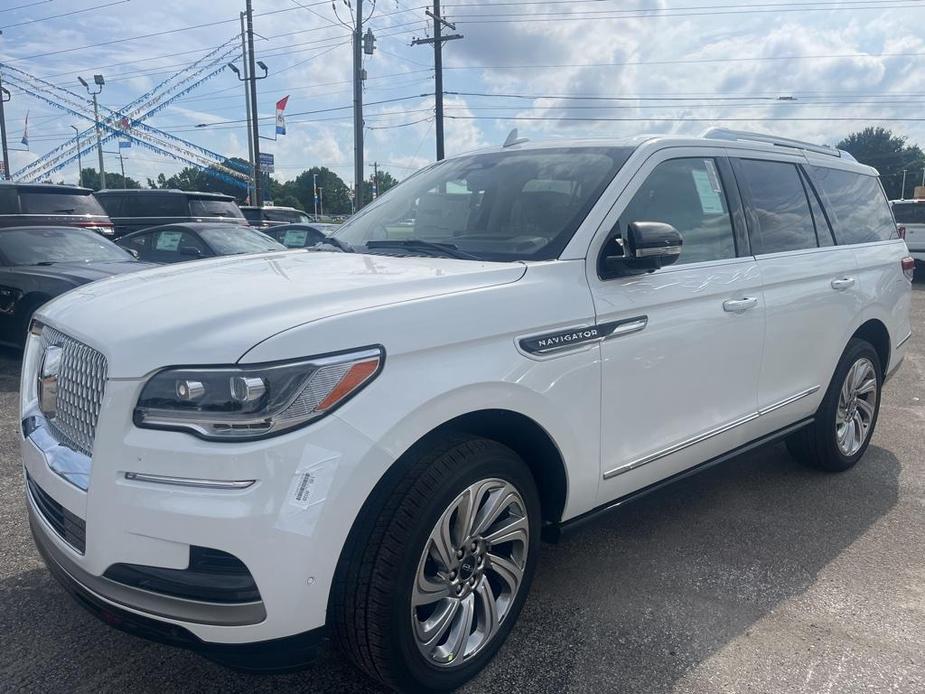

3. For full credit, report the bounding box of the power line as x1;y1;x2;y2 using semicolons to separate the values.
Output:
0;0;55;13
446;114;925;122
0;0;131;30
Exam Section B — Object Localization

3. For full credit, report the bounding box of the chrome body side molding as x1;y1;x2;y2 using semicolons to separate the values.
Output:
603;386;821;480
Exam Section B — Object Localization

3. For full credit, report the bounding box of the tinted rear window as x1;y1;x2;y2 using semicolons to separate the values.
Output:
892;202;925;225
734;159;817;254
241;208;261;222
264;209;310;223
19;191;106;216
102;193;187;217
810;167;897;244
189;199;244;219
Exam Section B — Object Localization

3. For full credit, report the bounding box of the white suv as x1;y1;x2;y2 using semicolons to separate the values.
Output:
20;130;913;692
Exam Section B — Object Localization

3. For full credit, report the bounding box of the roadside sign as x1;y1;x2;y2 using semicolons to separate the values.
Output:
259;152;274;173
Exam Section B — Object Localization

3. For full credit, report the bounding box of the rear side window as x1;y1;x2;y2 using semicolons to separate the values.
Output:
893;202;925;224
620;157;737;265
810;167;897;244
0;187;18;213
263;209;309;223
19;191;106;216
189;199;244;219
734;159;817;254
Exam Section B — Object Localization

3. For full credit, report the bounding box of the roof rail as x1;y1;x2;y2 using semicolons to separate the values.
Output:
702;127;853;160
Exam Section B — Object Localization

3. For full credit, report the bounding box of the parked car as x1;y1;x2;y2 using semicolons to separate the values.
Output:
0;182;114;236
891;198;925;267
0;226;154;348
115;222;286;263
262;222;339;248
95;189;248;237
241;205;314;229
21;130;913;692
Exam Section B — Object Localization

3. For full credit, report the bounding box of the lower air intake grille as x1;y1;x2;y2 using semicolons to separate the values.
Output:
27;473;86;554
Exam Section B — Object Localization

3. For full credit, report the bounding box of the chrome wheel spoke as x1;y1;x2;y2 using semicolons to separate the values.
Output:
482;513;529;547
486;551;524;595
855;397;875;422
428;512;458;571
416;598;460;648
835;357;878;456
413;573;452;607
440;593;475;663
474;575;499;640
855;377;877;396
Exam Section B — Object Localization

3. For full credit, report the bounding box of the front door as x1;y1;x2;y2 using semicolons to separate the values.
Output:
588;149;766;502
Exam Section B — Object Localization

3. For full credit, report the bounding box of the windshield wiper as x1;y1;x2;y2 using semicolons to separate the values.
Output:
310;235;354;253
364;239;480;260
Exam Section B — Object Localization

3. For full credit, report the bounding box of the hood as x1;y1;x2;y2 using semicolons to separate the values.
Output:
37;250;526;377
16;260;157;285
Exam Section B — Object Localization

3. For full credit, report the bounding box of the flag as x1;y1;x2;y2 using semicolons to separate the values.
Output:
276;95;289;135
119;140;132;149
20;110;29;149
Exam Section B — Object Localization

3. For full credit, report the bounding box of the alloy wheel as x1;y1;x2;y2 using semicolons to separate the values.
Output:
411;478;529;667
835;357;878;457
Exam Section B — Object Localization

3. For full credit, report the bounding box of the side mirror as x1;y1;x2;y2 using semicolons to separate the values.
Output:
599;221;683;278
126;248;140;260
178;246;203;258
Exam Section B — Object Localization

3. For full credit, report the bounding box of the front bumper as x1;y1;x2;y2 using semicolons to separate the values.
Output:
22;375;395;646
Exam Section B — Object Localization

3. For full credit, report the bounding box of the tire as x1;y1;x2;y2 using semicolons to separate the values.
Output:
786;338;882;472
329;434;541;692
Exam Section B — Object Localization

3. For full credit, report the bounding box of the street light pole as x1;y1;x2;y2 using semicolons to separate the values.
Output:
319;187;323;217
313;172;318;217
353;0;364;211
244;0;263;206
70;125;82;186
79;74;106;189
0;71;10;181
240;11;255;203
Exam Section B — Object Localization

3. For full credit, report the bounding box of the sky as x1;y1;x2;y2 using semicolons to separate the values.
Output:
2;0;925;193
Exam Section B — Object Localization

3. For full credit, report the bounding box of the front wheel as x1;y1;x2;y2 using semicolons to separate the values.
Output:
330;435;540;692
787;338;882;472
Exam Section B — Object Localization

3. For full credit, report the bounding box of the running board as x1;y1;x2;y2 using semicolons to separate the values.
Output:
542;417;814;543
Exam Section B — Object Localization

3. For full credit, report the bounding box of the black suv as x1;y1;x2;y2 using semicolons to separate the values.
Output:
240;205;313;229
95;189;247;237
0;182;114;236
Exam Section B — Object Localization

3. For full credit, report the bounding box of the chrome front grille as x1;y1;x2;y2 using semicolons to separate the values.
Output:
40;327;108;457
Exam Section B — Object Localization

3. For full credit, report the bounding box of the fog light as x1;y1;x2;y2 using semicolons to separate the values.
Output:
176;380;205;401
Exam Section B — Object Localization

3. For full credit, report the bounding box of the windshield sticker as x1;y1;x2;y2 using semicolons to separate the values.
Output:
283;230;308;247
155;231;183;251
692;169;724;214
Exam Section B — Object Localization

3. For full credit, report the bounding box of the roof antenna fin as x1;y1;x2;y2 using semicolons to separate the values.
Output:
503;128;529;148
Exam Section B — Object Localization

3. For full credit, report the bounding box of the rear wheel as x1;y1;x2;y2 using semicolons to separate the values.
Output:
787;338;882;472
330;435;540;692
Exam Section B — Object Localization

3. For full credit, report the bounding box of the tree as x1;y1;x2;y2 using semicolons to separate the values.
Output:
361;169;399;206
836;128;925;199
80;168;142;190
148;157;252;201
290;167;352;215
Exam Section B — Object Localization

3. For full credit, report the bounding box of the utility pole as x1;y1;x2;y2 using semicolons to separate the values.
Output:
901;169;908;200
118;147;125;182
370;161;379;199
245;0;263;206
412;1;462;161
240;12;256;203
79;74;106;189
0;71;10;181
353;0;364;211
71;125;82;186
319;187;324;217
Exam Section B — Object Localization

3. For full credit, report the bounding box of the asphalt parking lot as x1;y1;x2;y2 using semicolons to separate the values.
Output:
1;284;923;694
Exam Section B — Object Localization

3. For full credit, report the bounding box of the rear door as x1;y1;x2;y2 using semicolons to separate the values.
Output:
590;148;766;502
731;155;859;434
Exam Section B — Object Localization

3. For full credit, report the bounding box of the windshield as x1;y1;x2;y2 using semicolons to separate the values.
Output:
199;225;286;254
0;227;132;265
333;147;632;260
19;191;107;216
189;199;244;219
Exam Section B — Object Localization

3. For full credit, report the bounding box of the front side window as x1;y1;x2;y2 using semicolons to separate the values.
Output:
810;166;898;244
619;157;736;265
332;147;633;261
0;227;131;265
734;159;817;254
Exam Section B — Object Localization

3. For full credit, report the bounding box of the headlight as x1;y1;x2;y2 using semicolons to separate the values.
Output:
134;346;383;440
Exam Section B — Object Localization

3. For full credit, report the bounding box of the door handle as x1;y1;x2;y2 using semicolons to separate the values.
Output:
723;297;758;313
831;277;856;291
